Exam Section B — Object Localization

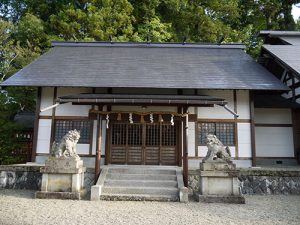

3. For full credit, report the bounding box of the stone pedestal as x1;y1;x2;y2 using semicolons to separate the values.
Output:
194;162;245;204
35;158;86;200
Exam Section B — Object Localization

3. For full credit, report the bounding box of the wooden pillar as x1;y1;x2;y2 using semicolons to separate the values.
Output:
183;108;189;187
249;91;256;167
105;105;111;165
95;106;103;182
31;87;42;162
49;87;57;149
233;90;239;159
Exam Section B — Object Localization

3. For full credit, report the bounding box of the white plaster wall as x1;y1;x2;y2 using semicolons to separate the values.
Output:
237;123;252;157
40;87;54;116
197;90;234;119
76;144;89;155
198;146;236;158
236;90;250;119
36;119;52;154
255;108;292;124
56;87;92;117
188;122;195;157
255;127;294;157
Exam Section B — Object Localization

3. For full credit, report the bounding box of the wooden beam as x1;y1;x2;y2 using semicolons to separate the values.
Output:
288;93;300;101
31;87;42;162
249;91;256;167
289;81;300;90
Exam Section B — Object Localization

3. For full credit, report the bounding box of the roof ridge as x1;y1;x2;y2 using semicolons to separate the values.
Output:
51;41;245;49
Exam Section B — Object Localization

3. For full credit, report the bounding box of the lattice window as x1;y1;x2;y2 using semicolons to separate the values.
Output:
198;122;235;146
146;124;160;146
127;124;142;145
161;124;176;146
111;123;127;145
54;120;91;144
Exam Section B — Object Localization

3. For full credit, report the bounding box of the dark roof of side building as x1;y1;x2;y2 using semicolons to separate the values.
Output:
260;30;300;45
0;41;288;91
260;31;300;76
262;45;300;76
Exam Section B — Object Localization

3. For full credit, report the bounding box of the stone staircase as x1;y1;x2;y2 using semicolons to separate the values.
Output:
91;166;188;202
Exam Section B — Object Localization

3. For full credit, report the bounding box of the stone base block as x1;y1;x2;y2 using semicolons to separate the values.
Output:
200;162;236;171
36;191;81;200
194;193;245;204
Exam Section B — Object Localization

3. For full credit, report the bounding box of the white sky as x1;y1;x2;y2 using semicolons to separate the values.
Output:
292;4;300;21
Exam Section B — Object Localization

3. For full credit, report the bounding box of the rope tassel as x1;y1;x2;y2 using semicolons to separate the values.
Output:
106;114;110;129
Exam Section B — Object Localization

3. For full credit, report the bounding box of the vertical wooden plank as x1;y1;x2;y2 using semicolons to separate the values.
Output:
249;91;256;167
31;87;42;162
234;90;239;159
49;87;57;152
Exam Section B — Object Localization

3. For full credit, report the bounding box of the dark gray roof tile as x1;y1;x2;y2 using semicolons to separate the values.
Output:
1;42;288;91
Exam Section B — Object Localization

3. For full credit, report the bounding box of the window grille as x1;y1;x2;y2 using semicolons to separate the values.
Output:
198;122;235;146
54;120;91;144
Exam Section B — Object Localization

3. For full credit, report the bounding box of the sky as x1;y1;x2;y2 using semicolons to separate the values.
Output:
292;4;300;21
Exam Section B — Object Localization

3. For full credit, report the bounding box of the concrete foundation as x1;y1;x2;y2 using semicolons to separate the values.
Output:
195;162;245;204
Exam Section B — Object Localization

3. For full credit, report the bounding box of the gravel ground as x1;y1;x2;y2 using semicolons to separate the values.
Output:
0;189;299;225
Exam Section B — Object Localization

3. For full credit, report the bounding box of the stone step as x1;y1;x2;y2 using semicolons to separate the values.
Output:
108;168;176;175
100;193;179;202
106;173;177;181
102;186;178;196
104;180;178;188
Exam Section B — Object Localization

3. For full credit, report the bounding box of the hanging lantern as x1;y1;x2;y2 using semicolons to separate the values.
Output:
117;113;122;121
171;114;174;126
106;114;110;129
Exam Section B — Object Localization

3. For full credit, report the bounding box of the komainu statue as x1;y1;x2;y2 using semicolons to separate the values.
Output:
203;134;232;163
51;129;81;159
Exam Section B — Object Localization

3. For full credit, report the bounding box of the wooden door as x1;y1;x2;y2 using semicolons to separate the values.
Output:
110;122;177;165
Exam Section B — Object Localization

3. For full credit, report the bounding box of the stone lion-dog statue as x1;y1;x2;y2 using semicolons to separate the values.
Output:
51;129;81;159
203;134;232;163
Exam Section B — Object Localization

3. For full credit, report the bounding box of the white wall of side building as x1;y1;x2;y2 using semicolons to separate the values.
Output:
188;90;252;168
255;108;294;158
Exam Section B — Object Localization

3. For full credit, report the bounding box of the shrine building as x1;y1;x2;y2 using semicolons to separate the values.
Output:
1;37;300;186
